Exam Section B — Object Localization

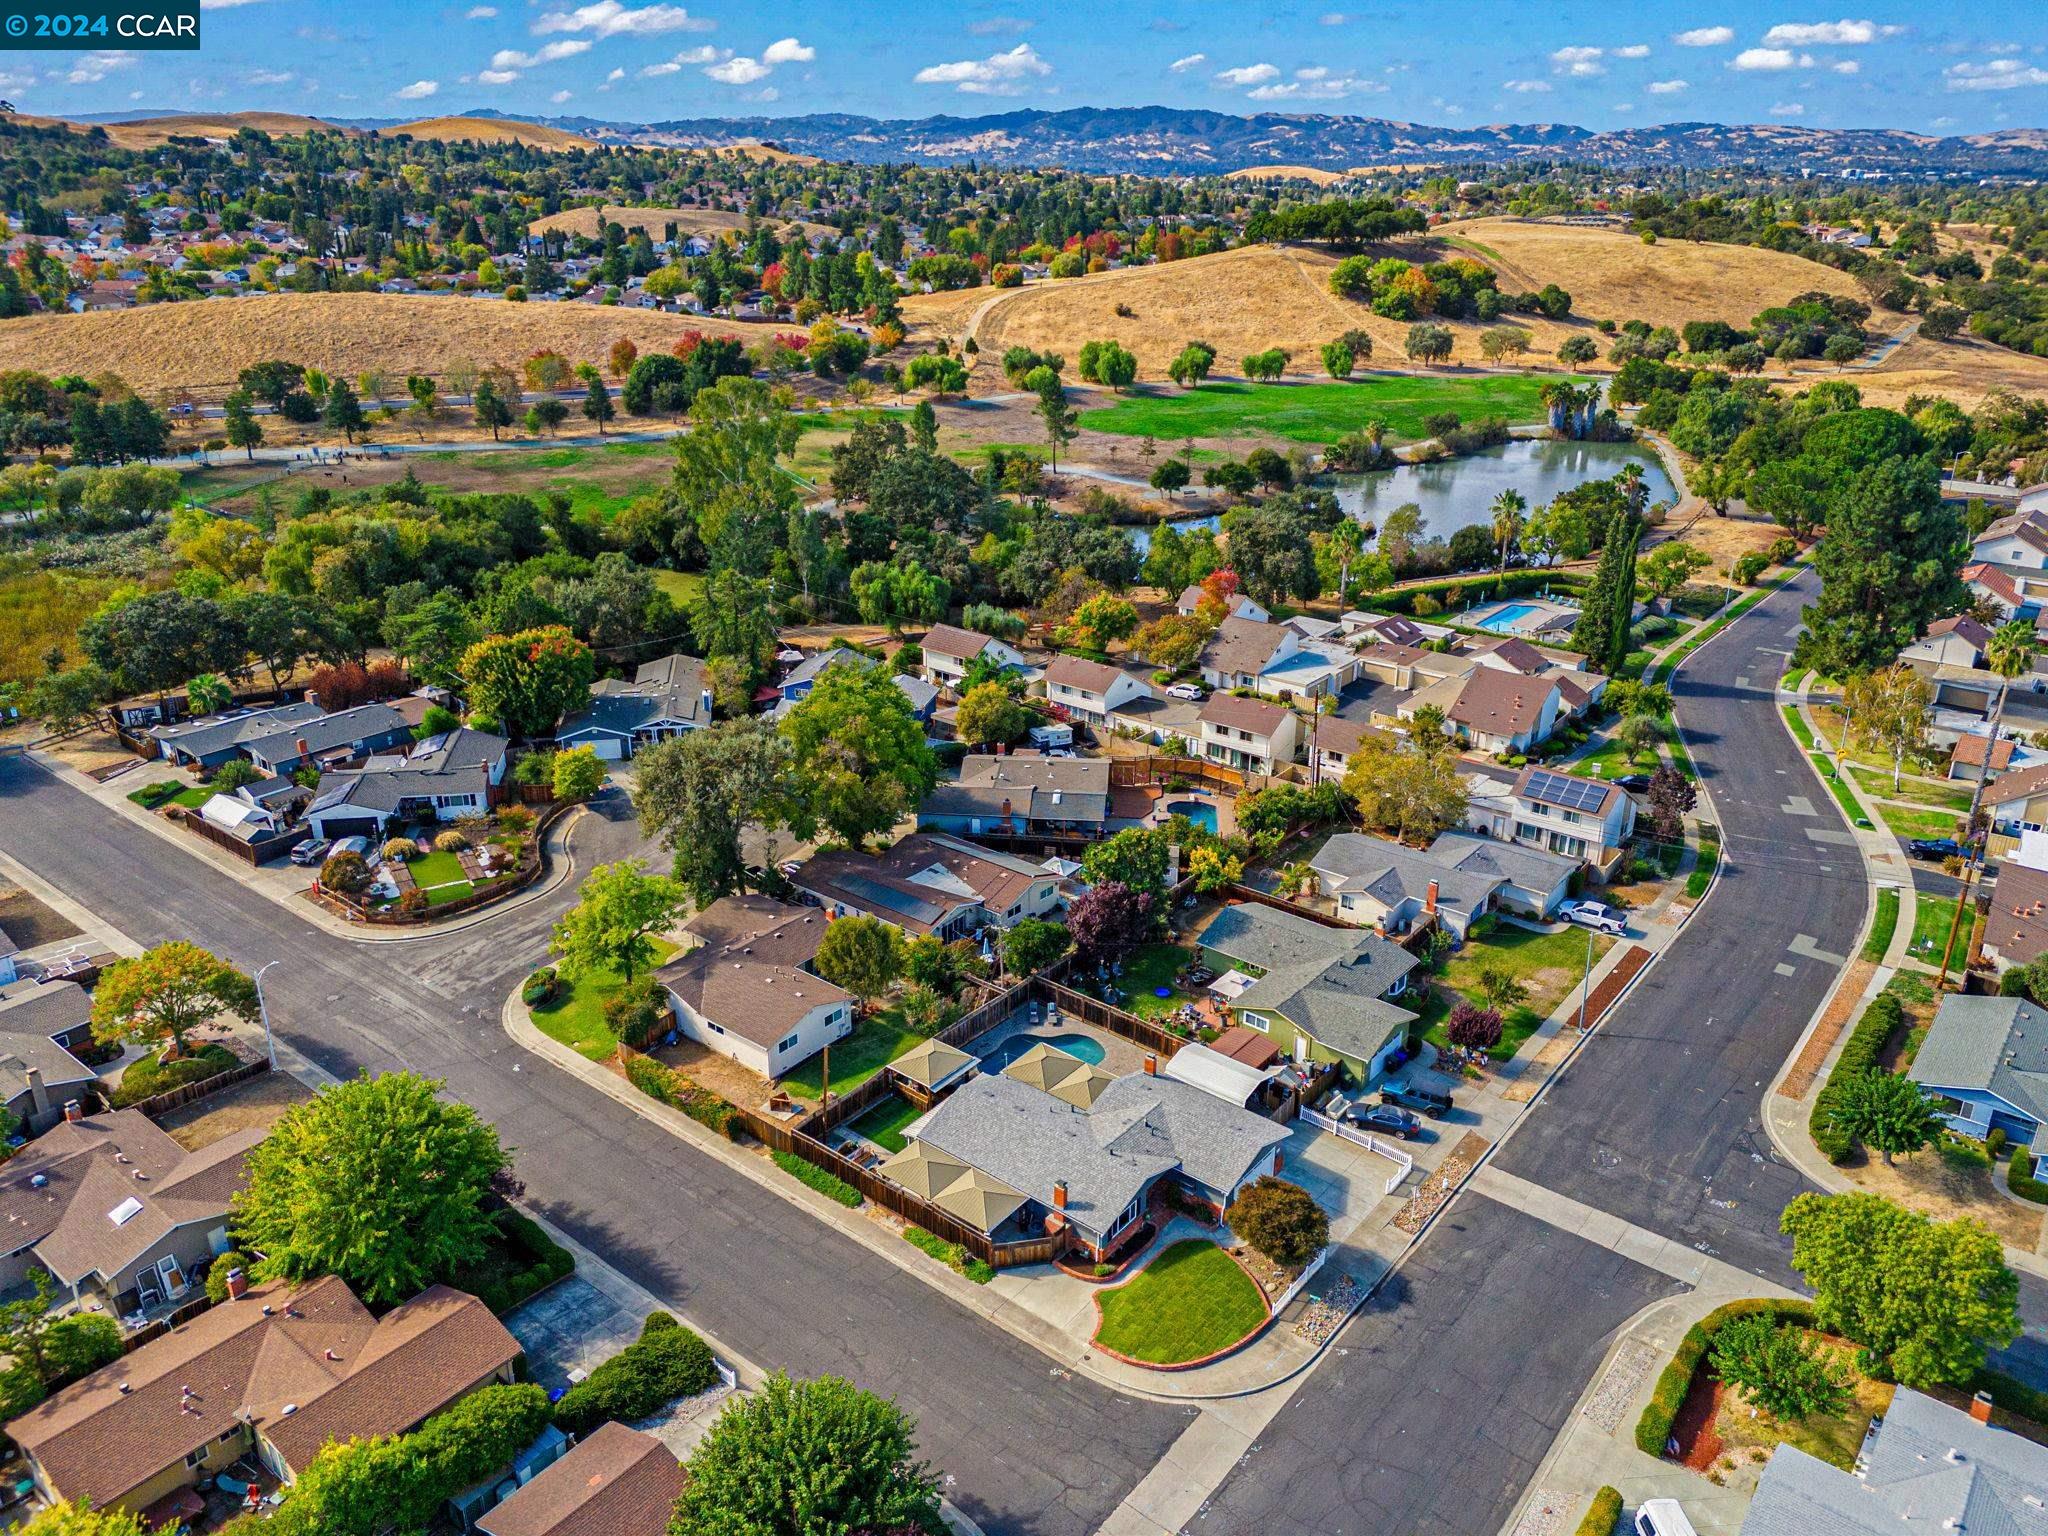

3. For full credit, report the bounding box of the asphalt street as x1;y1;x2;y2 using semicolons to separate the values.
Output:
0;771;1188;1536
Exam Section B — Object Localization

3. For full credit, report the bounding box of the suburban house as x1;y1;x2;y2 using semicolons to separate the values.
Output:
1906;994;2048;1151
0;1108;266;1317
1982;762;2048;836
6;1275;522;1517
880;1060;1291;1261
1043;654;1154;728
1441;669;1562;756
1342;612;1436;648
1197;694;1302;775
1737;1387;2045;1536
919;754;1112;838
1474;766;1640;873
1425;830;1578;917
149;702;325;771
919;624;1027;692
1309;715;1385;782
477;1422;685;1536
1175;587;1269;623
1198;617;1356;699
240;703;415;777
1948;730;2027;782
770;648;937;725
1352;642;1476;696
1308;832;1503;937
793;833;1062;938
1982;859;2048;971
554;653;712;760
0;978;99;1134
656;896;852;1079
301;728;511;842
1198;903;1419;1085
1900;615;1992;671
1969;507;2048;572
1959;561;2040;623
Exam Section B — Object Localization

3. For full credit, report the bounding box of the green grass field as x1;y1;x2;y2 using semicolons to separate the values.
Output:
407;849;468;887
1846;766;1972;812
851;1094;926;1154
1076;373;1574;447
651;569;706;606
1862;887;1901;963
1908;895;1968;970
1426;922;1615;1061
779;1006;925;1102
1875;803;1963;843
529;939;680;1061
1093;1239;1268;1365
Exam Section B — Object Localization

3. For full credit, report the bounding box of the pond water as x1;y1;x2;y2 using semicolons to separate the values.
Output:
1333;439;1674;546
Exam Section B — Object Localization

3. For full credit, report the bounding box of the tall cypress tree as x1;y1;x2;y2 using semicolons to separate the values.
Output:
1573;517;1624;662
1606;510;1642;675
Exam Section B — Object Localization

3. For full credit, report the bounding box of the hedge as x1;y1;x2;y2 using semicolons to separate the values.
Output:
1574;1487;1623;1536
2012;1147;2048;1204
622;1052;745;1140
1971;1365;2048;1425
1374;569;1587;618
1635;1298;1817;1457
108;1042;241;1108
1809;994;1905;1164
770;1148;862;1208
554;1311;719;1436
903;1225;995;1285
453;1210;575;1315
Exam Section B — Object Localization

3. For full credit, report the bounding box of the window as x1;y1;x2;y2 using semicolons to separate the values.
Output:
775;1033;800;1054
186;1447;209;1469
1245;1012;1270;1033
705;1020;725;1035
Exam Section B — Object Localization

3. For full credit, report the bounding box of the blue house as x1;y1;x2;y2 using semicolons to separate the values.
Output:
1908;995;2048;1151
770;648;937;725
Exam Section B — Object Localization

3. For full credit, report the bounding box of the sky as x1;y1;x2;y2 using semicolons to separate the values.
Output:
12;0;2048;134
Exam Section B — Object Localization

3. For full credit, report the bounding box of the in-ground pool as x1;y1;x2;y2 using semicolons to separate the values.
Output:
977;1033;1108;1073
1473;603;1540;633
1165;799;1218;833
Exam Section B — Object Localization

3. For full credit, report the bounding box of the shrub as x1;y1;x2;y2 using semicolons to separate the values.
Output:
1574;1487;1622;1536
1446;1000;1504;1050
513;750;555;787
770;1148;862;1207
397;888;429;916
434;829;468;853
1811;994;1905;1163
130;780;187;809
380;837;416;862
553;1311;718;1435
1987;1126;2008;1159
320;850;370;894
603;975;668;1050
623;1053;743;1139
108;1043;239;1107
1733;551;1769;586
1635;1298;1816;1456
496;805;535;835
521;967;558;1007
206;1251;251;1303
903;1226;994;1285
1940;1132;1993;1171
450;1210;575;1315
1225;1177;1328;1266
1711;1312;1851;1419
2012;1147;2048;1204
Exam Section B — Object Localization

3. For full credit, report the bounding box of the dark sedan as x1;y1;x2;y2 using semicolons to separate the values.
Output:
1908;837;1964;861
1350;1103;1423;1140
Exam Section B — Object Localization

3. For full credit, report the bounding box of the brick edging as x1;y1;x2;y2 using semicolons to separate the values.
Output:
1086;1239;1276;1373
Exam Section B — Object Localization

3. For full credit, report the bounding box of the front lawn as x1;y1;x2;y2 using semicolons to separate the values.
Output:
1076;374;1573;447
1426;922;1615;1062
128;781;211;810
1861;887;1900;963
1875;803;1964;844
424;880;478;906
109;1042;241;1108
406;849;469;887
1696;1330;1894;1472
1572;730;1657;782
1846;766;1971;812
1092;1239;1269;1365
1907;895;1968;969
779;1005;925;1102
528;939;681;1061
851;1093;925;1154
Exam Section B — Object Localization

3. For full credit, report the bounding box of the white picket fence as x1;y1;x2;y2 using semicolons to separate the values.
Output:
1268;1246;1331;1316
1299;1106;1414;1194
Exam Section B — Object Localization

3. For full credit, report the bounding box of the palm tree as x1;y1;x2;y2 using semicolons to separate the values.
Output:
1618;462;1649;519
1945;619;2038;981
1539;380;1575;439
1325;518;1367;606
1490;489;1527;574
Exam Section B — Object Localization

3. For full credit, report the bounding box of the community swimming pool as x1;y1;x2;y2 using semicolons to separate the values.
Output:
977;1033;1108;1072
1472;603;1540;634
1164;799;1218;833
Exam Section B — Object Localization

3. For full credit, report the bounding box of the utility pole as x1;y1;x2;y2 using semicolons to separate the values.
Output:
1577;926;1594;1032
253;960;281;1070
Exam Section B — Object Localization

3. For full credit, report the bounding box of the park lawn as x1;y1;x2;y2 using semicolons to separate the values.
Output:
779;1004;925;1102
1846;766;1972;812
1426;922;1615;1061
1076;373;1574;447
851;1093;925;1154
1117;942;1196;1021
529;938;681;1061
1092;1239;1268;1365
1874;802;1963;843
652;569;706;606
407;850;468;887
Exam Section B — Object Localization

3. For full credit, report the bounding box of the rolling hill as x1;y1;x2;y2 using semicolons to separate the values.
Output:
18;111;350;148
528;203;837;243
384;116;597;150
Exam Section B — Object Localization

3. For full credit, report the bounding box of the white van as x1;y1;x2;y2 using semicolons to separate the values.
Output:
1028;723;1074;750
1635;1499;1699;1536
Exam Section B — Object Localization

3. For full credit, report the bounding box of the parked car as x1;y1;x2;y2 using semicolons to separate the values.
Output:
1613;773;1652;793
1562;899;1627;936
1351;1103;1422;1139
1379;1082;1453;1119
1165;682;1206;701
1908;837;1963;860
330;835;370;859
289;837;331;867
1634;1500;1699;1536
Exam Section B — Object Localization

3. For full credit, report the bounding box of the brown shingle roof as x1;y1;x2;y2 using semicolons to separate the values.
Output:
1985;761;2048;807
1951;734;2017;771
1474;637;1549;675
1988;863;2048;969
795;833;1044;937
1199;693;1293;738
1044;654;1125;695
920;623;994;661
480;1423;684;1536
1450;669;1556;738
8;1277;519;1508
1314;715;1383;759
1201;617;1288;681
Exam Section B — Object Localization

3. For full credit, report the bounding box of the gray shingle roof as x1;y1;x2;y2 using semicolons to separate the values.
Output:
241;703;411;764
921;754;1111;827
1426;830;1579;894
784;646;878;689
1197;904;1418;1061
148;701;324;759
1908;995;2048;1131
1310;833;1505;915
561;653;710;738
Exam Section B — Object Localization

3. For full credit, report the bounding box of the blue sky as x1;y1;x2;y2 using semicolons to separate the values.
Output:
14;1;2048;133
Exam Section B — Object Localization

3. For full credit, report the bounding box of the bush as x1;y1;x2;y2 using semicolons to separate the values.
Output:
553;1311;718;1435
320;850;370;894
1712;1312;1851;1419
623;1053;743;1139
513;750;555;787
206;1251;251;1303
1574;1487;1622;1536
496;804;535;835
2012;1147;2048;1204
770;1148;862;1207
130;779;188;809
1941;1132;1993;1170
1225;1176;1329;1267
450;1210;575;1315
434;829;468;853
1987;1126;2008;1159
108;1043;239;1107
397;888;429;916
603;975;669;1050
1811;994;1905;1163
1635;1298;1816;1456
521;967;558;1007
1733;551;1769;586
380;837;416;862
902;1226;995;1285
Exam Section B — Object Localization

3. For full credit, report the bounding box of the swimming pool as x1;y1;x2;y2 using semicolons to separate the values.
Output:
978;1033;1108;1072
1165;799;1218;833
1473;602;1540;633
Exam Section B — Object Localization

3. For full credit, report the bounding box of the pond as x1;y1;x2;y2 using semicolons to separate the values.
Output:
1333;439;1674;547
1125;513;1221;557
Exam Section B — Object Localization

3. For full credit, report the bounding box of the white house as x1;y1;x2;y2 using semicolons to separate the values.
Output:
1439;669;1562;756
919;624;1027;692
554;654;712;760
655;898;854;1080
1970;509;2048;572
792;833;1062;938
1175;587;1269;623
1198;617;1355;699
1308;832;1502;937
1500;765;1637;871
1197;694;1302;775
1901;615;1993;671
301;729;510;842
1043;655;1153;727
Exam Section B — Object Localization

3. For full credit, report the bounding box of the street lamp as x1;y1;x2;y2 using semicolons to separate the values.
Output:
252;960;281;1070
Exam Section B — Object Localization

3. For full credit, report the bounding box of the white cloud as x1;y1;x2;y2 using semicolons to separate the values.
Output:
1613;101;1635;111
1831;59;1860;73
1296;66;1328;80
749;85;780;101
761;36;813;64
639;60;679;75
967;16;1030;35
1251;71;1379;100
1215;63;1280;86
490;39;589;68
533;1;707;37
1320;11;1349;22
477;68;520;84
1945;58;2048;91
606;66;625;80
1615;43;1651;58
394;78;440;99
464;4;495;16
1762;19;1897;46
1672;25;1735;45
706;55;770;83
1646;77;1690;93
246;68;294;85
1768;100;1805;115
1730;47;1810;70
1168;53;1206;72
64;51;136;83
1551;45;1605;76
1503;79;1553;92
550;88;572;102
915;42;1051;94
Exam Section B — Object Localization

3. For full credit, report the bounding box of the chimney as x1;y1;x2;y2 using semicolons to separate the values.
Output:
224;1267;247;1301
1143;1052;1157;1076
1425;880;1439;915
1970;1390;1994;1425
1052;1179;1068;1209
295;737;310;762
62;1100;81;1124
23;1067;47;1119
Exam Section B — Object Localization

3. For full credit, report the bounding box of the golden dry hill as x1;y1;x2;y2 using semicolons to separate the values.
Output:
28;112;351;148
385;116;597;150
1223;165;1349;186
0;292;759;398
529;202;838;243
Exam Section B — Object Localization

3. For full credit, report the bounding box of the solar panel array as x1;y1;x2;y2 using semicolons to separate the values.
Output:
1524;769;1609;812
836;872;945;927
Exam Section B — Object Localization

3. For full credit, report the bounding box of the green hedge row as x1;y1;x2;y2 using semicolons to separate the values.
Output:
1374;569;1585;617
1635;1298;1817;1457
1971;1365;2048;1425
771;1148;862;1208
1575;1487;1623;1536
624;1052;745;1140
459;1210;575;1316
903;1225;995;1285
2012;1147;2048;1204
554;1312;719;1436
1809;994;1905;1164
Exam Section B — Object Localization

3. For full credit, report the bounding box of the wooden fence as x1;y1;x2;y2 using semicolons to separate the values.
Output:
131;1057;271;1121
1109;755;1263;795
172;809;311;866
124;1293;216;1352
324;802;569;925
1219;881;1355;931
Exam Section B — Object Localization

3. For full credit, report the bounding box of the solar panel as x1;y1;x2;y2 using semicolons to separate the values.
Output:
1525;769;1609;812
837;873;945;926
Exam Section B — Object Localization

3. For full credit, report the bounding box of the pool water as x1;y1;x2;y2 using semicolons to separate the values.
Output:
978;1032;1108;1072
1165;799;1218;833
1474;603;1539;633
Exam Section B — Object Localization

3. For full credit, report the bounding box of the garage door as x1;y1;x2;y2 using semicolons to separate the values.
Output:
569;735;624;760
316;816;382;841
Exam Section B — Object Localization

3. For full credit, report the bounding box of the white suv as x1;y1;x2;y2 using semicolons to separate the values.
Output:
1562;900;1626;936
